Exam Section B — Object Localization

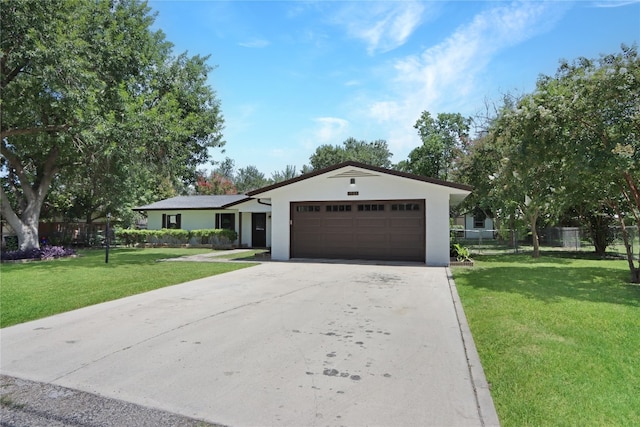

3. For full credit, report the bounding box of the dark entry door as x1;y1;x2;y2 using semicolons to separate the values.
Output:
252;213;267;247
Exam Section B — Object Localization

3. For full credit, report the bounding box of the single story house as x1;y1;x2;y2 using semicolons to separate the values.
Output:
452;210;496;240
134;161;471;266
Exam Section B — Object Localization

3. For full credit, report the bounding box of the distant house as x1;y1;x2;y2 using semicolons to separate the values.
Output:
460;210;495;240
134;161;471;266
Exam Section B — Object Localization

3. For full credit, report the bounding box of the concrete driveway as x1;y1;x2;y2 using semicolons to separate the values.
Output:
0;262;498;426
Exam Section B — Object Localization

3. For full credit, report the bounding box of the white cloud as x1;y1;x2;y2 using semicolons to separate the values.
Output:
238;38;270;48
314;117;350;143
592;0;640;7
299;117;350;150
333;1;426;54
362;1;569;157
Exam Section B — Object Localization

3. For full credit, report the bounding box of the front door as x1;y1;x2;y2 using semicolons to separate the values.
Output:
252;213;267;247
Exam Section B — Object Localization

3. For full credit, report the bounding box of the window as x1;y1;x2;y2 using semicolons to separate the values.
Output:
391;203;420;211
326;205;352;212
215;213;235;230
162;213;181;229
357;204;385;212
296;205;320;212
473;210;486;229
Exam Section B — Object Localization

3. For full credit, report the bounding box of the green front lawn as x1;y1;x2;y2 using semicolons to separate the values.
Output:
1;248;256;328
453;254;640;426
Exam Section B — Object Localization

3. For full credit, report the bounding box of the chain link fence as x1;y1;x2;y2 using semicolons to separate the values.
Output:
452;226;638;258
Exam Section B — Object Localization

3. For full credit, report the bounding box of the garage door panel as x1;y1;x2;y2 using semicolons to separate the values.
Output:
291;200;425;262
390;218;423;227
325;218;354;228
354;218;387;228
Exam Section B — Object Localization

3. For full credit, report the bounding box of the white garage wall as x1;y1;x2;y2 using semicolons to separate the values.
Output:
257;167;468;266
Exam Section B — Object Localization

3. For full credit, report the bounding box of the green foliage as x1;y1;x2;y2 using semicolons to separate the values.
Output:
190;228;238;243
401;112;471;180
271;165;299;183
456;44;639;271
0;0;224;250
452;243;471;262
115;228;237;246
308;137;393;170
234;165;269;193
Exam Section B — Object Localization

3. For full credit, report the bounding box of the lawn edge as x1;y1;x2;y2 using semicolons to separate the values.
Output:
446;267;501;427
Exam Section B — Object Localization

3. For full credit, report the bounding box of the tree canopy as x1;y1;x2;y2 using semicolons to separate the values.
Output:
456;44;640;280
399;112;471;181
307;137;393;170
1;0;224;249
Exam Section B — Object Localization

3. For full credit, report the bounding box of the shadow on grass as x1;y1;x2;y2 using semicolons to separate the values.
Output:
456;260;640;308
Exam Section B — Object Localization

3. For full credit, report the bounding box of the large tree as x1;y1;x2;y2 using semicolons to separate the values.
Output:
307;137;393;170
1;0;224;250
489;96;570;258
534;44;640;280
271;165;298;183
400;112;471;180
234;165;269;193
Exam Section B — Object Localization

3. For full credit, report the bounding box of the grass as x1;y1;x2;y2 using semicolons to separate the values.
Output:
0;248;257;328
453;252;640;426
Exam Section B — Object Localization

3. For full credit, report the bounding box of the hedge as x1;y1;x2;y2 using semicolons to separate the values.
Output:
115;228;238;247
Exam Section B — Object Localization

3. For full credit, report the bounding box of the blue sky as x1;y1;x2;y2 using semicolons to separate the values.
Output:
149;0;640;176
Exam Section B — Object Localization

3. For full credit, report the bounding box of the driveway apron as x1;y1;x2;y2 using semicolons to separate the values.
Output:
1;262;497;426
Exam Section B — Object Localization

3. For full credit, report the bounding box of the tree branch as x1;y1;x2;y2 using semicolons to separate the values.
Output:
0;140;35;202
0;124;70;139
0;60;29;89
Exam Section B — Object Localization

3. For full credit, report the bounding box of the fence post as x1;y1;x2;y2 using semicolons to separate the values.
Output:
105;212;110;264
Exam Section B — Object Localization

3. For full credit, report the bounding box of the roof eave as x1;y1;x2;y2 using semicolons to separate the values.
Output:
247;161;473;196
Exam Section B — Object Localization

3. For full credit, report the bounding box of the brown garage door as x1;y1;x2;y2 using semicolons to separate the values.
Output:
290;200;425;262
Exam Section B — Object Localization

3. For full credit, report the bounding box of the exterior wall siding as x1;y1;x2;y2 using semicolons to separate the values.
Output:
464;214;495;239
146;210;236;231
257;167;465;266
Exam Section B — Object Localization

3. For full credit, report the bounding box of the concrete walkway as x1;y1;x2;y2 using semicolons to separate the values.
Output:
1;262;498;426
161;249;257;262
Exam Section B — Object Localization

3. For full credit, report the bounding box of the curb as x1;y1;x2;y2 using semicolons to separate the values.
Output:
446;267;501;427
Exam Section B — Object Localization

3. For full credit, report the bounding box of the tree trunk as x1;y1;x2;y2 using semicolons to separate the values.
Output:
0;200;41;251
530;211;540;258
613;204;640;283
16;220;40;251
587;213;613;256
0;145;59;252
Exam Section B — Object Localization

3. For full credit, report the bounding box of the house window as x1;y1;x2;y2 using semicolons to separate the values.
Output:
215;213;235;230
473;211;486;228
391;203;420;211
357;204;385;212
162;214;181;229
296;205;320;212
326;205;352;212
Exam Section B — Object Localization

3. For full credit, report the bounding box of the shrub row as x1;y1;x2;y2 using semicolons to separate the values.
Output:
115;228;238;247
